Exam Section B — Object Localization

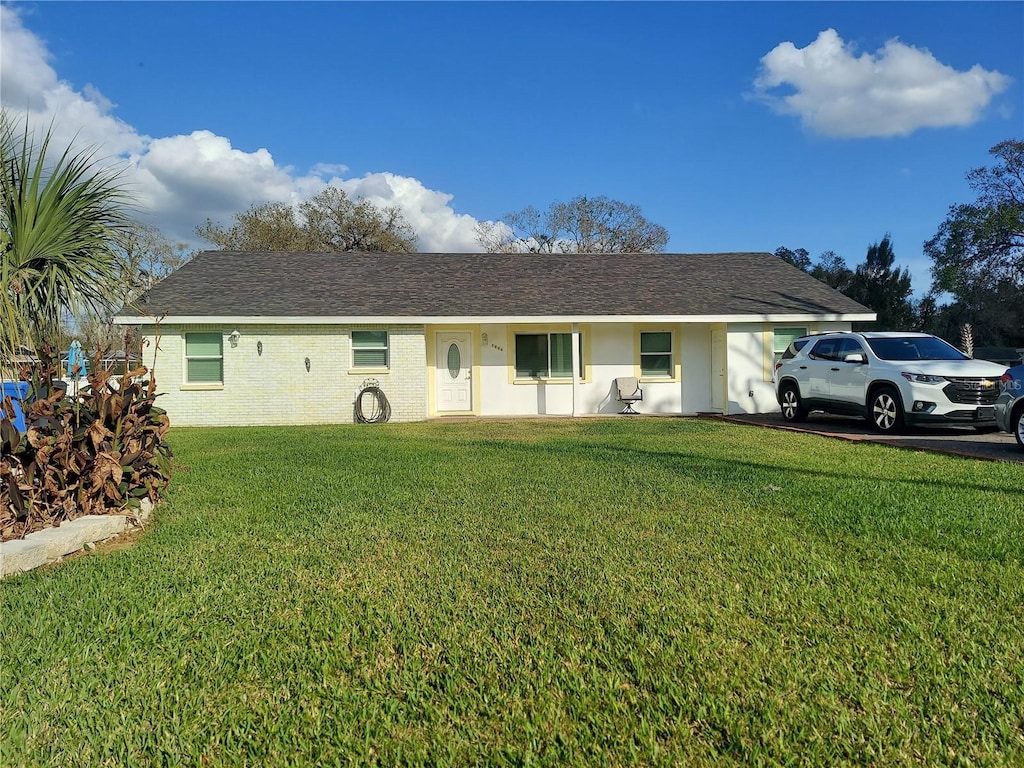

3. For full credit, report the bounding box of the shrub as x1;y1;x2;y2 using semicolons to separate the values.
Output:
0;353;171;541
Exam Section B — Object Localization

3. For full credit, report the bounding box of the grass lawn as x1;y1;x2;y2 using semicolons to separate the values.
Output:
1;418;1022;766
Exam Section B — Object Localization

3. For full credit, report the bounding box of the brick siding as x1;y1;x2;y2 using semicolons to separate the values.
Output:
142;324;426;426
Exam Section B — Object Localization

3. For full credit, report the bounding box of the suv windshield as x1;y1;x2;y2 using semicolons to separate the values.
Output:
866;336;969;362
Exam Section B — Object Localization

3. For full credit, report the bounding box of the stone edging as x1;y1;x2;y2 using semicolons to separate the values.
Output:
0;498;153;579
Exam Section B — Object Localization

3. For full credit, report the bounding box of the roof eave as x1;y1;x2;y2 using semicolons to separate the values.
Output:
113;312;877;326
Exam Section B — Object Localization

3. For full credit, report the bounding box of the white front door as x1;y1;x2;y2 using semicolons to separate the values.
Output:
436;332;472;412
711;328;725;413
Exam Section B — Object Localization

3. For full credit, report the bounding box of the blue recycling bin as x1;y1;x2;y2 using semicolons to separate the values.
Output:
1;381;30;433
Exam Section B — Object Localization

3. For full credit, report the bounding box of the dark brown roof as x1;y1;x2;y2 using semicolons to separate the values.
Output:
120;251;873;319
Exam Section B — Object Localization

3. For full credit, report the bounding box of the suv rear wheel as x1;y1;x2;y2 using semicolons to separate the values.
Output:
779;383;807;423
869;386;904;433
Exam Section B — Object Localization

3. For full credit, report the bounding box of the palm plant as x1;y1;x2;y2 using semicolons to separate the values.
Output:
1;111;130;377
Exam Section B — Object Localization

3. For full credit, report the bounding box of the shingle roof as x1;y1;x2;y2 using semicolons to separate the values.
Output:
121;250;873;320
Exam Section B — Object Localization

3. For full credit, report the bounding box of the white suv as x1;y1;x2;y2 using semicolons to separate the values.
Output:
774;332;1006;433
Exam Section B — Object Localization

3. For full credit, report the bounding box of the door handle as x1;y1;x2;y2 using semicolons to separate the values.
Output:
830;367;840;371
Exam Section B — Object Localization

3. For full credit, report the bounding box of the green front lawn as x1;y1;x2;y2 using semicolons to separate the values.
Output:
2;419;1022;766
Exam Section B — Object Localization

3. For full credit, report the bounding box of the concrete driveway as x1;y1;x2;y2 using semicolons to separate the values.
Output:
715;412;1023;463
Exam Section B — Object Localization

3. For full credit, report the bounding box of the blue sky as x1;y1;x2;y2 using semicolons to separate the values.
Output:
2;2;1021;295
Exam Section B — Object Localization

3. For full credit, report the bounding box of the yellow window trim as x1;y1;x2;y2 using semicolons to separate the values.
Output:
506;324;591;384
634;325;681;383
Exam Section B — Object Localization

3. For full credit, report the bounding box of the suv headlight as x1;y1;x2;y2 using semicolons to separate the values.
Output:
901;372;946;384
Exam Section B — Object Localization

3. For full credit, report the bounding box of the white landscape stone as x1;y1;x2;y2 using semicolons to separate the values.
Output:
0;499;153;578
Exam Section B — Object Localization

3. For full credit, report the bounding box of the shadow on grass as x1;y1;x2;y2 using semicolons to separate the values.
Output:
165;422;1023;565
473;435;1023;564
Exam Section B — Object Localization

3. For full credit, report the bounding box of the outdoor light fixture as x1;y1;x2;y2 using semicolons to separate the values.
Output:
257;340;263;356
481;333;488;345
304;357;311;372
228;330;241;348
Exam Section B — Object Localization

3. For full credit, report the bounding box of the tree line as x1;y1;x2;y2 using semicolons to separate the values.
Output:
774;139;1023;347
190;141;1020;348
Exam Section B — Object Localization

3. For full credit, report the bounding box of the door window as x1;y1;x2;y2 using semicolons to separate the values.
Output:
836;338;865;361
447;343;461;379
809;338;840;361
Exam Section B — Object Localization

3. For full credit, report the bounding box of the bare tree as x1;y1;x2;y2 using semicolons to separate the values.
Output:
66;221;189;360
476;195;669;253
115;222;191;296
196;187;417;253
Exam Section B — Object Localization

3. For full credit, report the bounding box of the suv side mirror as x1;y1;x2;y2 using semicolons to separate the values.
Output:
844;352;866;364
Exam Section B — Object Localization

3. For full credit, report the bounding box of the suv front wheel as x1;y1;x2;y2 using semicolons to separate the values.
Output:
1013;403;1024;450
869;386;904;433
779;383;807;423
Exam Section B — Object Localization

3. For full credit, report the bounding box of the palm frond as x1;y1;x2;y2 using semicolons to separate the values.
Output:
1;111;131;369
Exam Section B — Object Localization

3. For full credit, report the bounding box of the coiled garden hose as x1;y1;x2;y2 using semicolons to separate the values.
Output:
354;384;392;424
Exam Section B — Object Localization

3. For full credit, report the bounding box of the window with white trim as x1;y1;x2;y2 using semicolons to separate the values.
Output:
185;332;223;384
773;327;807;365
514;333;583;379
640;331;672;376
352;330;389;368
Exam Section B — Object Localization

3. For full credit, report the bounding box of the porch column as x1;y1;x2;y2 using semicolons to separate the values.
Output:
571;322;581;417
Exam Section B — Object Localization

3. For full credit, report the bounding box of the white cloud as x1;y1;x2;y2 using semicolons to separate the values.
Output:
309;162;349;178
333;173;484;252
0;4;57;108
126;131;299;241
753;28;1011;138
0;6;145;158
0;4;490;252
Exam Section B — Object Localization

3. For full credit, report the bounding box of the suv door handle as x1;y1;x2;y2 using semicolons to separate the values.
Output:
830;367;840;371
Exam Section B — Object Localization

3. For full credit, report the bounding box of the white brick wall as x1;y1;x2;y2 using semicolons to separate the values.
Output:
141;324;426;426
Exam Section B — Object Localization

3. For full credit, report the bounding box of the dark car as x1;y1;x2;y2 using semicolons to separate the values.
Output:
994;363;1024;450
